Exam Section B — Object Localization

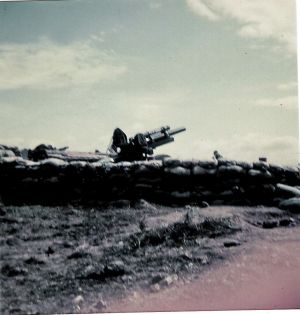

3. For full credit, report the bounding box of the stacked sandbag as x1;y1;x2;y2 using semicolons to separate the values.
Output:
131;160;163;202
0;146;16;159
0;155;299;208
0;144;23;158
275;183;300;213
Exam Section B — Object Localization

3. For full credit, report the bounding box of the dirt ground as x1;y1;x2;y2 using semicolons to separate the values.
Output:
108;228;300;312
1;202;299;314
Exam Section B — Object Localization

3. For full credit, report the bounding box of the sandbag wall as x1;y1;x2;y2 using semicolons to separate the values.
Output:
0;157;299;207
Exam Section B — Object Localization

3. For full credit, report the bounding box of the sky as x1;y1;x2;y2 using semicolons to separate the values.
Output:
0;0;298;165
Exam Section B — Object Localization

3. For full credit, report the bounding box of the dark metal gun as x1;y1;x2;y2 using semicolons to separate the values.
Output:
109;126;186;162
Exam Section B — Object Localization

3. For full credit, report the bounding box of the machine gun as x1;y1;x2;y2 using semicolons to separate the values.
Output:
108;126;186;162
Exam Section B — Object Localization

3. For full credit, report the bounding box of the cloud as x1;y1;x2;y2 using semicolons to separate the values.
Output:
255;95;298;110
89;33;105;43
186;0;296;54
0;39;127;90
277;81;298;91
186;0;219;21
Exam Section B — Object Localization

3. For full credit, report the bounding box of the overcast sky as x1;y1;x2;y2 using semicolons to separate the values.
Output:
0;0;298;165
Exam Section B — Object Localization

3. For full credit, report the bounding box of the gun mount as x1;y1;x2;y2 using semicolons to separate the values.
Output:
108;125;186;162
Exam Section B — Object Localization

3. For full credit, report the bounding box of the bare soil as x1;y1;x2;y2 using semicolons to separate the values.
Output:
1;203;299;314
108;228;300;312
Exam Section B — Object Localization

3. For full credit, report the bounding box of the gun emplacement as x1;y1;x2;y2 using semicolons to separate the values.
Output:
27;125;186;162
108;126;186;162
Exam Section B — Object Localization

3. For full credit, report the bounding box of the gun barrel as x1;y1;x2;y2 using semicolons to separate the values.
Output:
143;126;170;137
147;126;186;148
150;137;174;149
168;127;186;136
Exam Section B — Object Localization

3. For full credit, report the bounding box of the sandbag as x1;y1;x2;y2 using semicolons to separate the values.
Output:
196;160;217;169
218;165;244;175
276;183;300;197
163;159;182;167
279;197;300;213
282;165;299;174
40;158;67;167
164;166;191;176
269;164;285;174
0;149;15;158
235;161;253;169
171;191;191;199
217;159;237;166
69;161;87;168
248;169;272;179
253;161;269;171
181;160;198;168
0;156;27;166
115;161;133;168
193;166;216;176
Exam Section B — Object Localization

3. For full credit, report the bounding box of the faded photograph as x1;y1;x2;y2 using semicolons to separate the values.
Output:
0;0;299;314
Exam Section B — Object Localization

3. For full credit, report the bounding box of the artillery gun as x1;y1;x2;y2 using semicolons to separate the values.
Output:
108;126;186;162
28;126;186;163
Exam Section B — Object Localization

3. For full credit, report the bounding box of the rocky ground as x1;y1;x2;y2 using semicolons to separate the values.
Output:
1;201;300;314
